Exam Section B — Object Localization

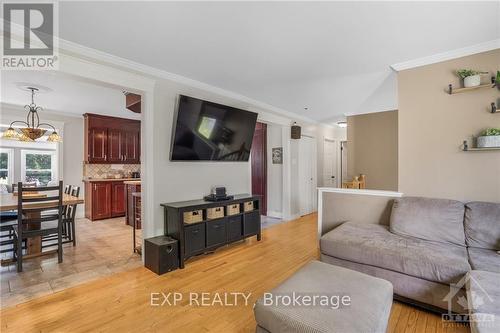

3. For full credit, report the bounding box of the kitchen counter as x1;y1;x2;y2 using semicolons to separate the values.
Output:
123;180;141;185
83;178;141;182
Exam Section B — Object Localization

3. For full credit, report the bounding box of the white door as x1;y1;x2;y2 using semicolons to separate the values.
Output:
323;139;338;187
298;137;315;216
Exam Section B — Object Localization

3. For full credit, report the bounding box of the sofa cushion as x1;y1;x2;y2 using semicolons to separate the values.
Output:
465;202;500;251
389;197;466;246
469;314;500;333
467;247;500;274
320;222;471;284
466;270;500;333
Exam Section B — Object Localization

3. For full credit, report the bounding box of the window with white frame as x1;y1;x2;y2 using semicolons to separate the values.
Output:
0;148;14;185
21;150;58;186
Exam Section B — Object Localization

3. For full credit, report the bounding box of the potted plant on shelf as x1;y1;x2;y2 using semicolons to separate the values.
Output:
456;69;488;88
477;128;500;148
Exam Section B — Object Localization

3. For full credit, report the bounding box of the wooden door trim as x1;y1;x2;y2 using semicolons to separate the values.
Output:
251;122;267;216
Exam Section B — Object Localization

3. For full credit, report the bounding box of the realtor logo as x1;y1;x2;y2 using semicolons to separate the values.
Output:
2;2;58;69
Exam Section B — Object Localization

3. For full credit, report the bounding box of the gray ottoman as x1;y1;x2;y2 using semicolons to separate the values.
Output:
254;261;393;333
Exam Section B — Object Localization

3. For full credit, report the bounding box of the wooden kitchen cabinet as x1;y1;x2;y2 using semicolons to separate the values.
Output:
108;129;124;163
126;93;141;114
111;182;126;217
123;130;140;163
84;114;140;164
85;181;112;220
85;180;127;221
88;127;108;162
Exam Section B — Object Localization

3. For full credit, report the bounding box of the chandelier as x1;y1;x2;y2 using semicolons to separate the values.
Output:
2;87;61;142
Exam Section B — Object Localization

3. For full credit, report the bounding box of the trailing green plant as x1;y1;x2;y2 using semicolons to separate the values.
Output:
496;70;500;85
456;69;488;79
482;128;500;136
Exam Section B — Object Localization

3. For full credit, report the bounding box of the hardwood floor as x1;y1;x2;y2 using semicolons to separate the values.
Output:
0;214;469;333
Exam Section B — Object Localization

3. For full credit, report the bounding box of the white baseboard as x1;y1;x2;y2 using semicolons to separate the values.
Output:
283;213;301;221
266;211;283;219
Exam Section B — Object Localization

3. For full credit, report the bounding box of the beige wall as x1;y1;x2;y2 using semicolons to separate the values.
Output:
398;49;500;202
347;110;398;191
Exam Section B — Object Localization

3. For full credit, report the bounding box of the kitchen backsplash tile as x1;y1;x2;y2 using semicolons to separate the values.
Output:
83;164;140;179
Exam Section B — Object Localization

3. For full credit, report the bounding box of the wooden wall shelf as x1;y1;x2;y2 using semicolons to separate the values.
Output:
448;83;494;95
447;76;496;94
463;147;500;152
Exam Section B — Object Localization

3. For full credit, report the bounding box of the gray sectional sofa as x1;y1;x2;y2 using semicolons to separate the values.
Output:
319;195;500;333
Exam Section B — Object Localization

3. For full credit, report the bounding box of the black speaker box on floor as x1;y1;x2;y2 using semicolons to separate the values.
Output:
145;236;179;275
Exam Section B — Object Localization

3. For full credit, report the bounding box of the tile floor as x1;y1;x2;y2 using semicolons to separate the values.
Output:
0;217;142;308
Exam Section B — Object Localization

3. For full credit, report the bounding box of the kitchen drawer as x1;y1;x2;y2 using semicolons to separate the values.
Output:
243;211;260;236
206;219;226;247
227;215;242;241
184;224;205;256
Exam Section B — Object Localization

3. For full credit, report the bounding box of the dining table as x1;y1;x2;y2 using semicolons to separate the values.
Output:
0;192;84;262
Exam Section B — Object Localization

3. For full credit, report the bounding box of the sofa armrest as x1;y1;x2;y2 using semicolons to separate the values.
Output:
318;188;403;238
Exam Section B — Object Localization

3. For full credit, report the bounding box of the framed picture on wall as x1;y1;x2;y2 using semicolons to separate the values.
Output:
272;147;282;164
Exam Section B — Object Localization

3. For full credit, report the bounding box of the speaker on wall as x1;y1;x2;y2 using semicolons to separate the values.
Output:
291;122;301;139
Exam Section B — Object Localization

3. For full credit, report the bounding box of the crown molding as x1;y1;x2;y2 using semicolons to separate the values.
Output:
1;102;82;120
57;38;317;124
344;107;398;117
391;39;500;72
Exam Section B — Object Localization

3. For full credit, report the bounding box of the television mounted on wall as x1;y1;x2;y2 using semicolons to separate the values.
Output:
170;95;258;161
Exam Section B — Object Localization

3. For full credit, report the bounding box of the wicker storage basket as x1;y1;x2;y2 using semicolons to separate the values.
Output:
243;201;254;212
183;210;203;224
207;206;224;220
226;204;240;216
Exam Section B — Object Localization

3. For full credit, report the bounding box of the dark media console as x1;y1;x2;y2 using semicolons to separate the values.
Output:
161;194;261;269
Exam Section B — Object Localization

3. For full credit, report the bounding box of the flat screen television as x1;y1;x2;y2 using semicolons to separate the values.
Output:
170;95;258;161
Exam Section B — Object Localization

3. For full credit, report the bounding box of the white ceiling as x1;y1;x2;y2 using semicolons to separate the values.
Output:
5;2;499;124
1;70;141;120
57;1;499;122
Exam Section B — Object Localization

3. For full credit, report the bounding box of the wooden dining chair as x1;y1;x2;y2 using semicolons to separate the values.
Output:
0;213;20;255
11;182;36;193
42;185;80;248
0;185;22;255
64;185;72;195
66;186;80;246
62;184;72;235
13;181;64;272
